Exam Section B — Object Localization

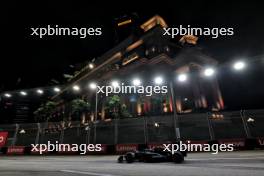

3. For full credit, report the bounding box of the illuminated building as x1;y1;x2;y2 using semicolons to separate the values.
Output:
53;15;224;121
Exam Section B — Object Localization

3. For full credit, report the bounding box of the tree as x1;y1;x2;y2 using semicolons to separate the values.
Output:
34;101;56;122
70;98;90;121
106;95;120;119
105;95;132;119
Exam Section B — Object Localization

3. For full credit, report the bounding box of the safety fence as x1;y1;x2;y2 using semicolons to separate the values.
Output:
0;109;263;154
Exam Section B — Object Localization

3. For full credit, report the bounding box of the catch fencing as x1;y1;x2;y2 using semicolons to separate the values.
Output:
0;110;263;147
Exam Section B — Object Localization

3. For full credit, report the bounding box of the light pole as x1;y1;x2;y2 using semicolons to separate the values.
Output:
169;81;181;141
132;78;148;144
170;73;190;141
206;113;215;141
154;76;181;141
89;82;98;144
110;80;120;145
94;88;98;144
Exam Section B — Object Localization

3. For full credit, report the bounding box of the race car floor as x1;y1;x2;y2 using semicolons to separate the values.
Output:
0;150;263;176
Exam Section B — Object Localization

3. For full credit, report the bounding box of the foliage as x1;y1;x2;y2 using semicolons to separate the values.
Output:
105;95;120;119
34;101;56;122
71;98;90;115
70;98;90;121
105;95;132;119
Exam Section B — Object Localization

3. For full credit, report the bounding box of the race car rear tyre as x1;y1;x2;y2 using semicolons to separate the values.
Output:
172;152;184;163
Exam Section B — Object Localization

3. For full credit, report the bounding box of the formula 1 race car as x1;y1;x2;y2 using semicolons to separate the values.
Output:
117;148;187;164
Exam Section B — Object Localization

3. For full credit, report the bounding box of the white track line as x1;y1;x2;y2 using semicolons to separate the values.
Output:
61;170;120;176
188;157;264;160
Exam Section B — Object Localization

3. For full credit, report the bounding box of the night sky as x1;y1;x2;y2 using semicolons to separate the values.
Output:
2;1;264;110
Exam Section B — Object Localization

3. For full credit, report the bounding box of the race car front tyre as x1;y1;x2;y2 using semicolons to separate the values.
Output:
118;156;124;163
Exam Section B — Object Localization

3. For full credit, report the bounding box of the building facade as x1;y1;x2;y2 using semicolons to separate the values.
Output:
53;15;224;122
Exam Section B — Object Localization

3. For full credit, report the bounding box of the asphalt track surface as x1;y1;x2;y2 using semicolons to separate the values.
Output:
0;151;263;176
